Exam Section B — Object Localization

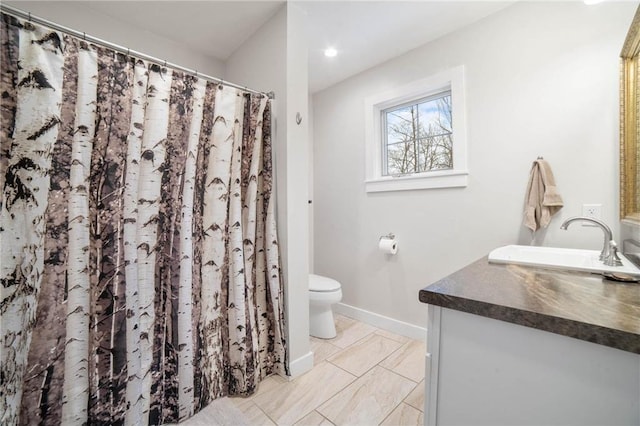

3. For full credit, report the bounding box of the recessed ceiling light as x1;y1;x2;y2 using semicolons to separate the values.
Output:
324;47;338;58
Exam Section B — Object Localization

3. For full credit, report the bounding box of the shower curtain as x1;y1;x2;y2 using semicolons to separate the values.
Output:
0;13;287;426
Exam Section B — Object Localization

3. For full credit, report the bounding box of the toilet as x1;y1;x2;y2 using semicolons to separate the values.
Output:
309;274;342;339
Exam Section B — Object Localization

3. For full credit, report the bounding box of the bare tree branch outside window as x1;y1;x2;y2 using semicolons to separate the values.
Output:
384;92;453;176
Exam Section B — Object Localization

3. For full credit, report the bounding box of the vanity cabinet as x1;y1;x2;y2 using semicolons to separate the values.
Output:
419;258;640;426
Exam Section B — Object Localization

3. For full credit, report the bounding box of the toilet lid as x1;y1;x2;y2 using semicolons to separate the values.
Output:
309;274;341;292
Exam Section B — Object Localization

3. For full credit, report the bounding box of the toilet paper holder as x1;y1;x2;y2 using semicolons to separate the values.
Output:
378;233;398;255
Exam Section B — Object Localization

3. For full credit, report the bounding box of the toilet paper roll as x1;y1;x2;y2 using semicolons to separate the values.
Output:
379;237;398;255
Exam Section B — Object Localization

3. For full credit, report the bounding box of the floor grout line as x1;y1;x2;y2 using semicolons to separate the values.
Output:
402;381;424;412
327;332;397;362
331;329;378;350
377;364;419;384
311;362;359;415
317;410;334;426
377;404;397;426
326;357;379;380
252;400;279;426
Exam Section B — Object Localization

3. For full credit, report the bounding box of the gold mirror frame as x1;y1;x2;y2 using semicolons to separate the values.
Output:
621;5;640;222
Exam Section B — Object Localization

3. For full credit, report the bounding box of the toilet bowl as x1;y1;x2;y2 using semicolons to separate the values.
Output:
309;274;342;339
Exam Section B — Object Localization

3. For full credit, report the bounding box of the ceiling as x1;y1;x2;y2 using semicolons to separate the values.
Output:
82;1;285;61
300;1;512;92
7;1;513;93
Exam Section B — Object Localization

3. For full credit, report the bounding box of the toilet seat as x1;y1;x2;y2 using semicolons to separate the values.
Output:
309;274;341;292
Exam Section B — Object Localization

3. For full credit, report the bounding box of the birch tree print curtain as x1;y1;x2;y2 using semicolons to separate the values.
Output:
0;14;287;425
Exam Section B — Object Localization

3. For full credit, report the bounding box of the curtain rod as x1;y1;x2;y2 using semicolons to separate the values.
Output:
0;4;275;99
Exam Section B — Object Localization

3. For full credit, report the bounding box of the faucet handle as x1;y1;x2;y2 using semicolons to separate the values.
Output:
604;240;623;267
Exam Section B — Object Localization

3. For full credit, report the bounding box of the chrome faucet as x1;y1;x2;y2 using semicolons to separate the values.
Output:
560;216;623;267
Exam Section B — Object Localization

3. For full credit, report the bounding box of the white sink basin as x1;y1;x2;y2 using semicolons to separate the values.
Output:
488;245;640;277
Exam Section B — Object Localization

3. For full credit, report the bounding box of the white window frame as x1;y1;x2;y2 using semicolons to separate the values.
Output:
364;66;468;193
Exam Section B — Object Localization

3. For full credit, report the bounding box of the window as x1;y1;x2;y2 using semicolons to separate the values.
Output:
365;66;467;192
383;91;453;176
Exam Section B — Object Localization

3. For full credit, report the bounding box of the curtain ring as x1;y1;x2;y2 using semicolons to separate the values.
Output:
163;60;167;68
83;32;86;41
127;48;130;57
28;12;32;21
195;70;198;77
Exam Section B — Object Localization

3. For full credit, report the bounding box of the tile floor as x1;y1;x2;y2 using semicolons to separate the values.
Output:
226;314;427;426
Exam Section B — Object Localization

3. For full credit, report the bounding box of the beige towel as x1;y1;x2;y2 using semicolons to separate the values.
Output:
523;159;563;232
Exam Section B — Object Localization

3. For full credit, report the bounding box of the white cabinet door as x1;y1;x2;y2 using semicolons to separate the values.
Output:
425;306;640;426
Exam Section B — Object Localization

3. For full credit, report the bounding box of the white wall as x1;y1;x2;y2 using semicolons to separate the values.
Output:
5;1;225;77
308;98;315;272
284;3;311;374
226;3;311;376
312;2;635;327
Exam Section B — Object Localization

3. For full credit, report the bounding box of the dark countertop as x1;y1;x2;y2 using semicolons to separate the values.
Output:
419;257;640;354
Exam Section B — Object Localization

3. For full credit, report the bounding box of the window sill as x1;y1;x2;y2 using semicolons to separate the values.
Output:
365;170;468;193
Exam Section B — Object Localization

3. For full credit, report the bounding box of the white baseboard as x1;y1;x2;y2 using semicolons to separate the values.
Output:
287;350;314;379
334;303;427;342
